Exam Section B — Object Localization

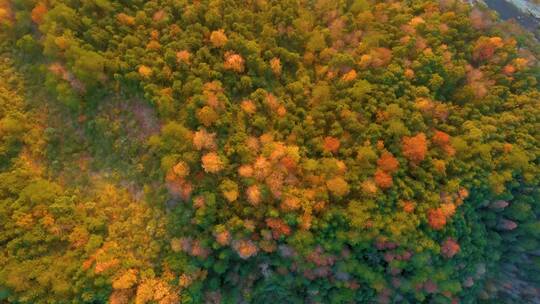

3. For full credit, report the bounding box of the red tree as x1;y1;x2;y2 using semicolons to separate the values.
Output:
441;238;460;258
377;151;399;174
402;133;428;164
428;208;446;230
323;136;340;153
374;169;393;189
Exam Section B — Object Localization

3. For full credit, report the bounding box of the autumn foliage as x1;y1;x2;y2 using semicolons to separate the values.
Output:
428;208;447;230
323;136;341;153
326;176;350;196
176;50;191;63
138;65;152;78
201;152;224;173
210;29;228;48
402;133;428;164
223;52;245;72
1;0;540;303
473;36;504;61
377;152;399;174
270;57;282;75
432;130;455;156
374;169;393;189
233;240;258;259
193;128;217;151
31;3;47;25
441;238;460;258
401;201;416;213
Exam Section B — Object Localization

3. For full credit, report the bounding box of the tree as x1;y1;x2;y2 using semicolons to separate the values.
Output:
233;240;258;259
326;176;350;197
281;196;301;211
341;70;357;82
117;13;135;26
31;3;48;25
270;57;282;75
176;50;191;64
223;52;245;72
138;65;152;78
428;208;446;230
172;161;190;178
246;185;262;205
432;130;455;156
112;269;138;290
306;30;326;52
201;152;224;173
323;136;340;154
215;229;231;246
241;99;257;114
402;133;428;164
220;179;239;202
374;169;393;189
210;29;228;48
3;0;540;302
401;201;415;213
377;151;399;174
472;36;503;61
440;238;460;258
193;129;217;150
196;106;219;127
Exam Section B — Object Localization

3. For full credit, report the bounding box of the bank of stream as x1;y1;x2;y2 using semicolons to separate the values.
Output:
482;0;540;37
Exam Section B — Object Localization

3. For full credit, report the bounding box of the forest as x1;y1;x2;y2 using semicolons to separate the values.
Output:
0;0;539;303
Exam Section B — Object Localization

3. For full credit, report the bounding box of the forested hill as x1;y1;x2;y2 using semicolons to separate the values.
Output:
0;0;539;303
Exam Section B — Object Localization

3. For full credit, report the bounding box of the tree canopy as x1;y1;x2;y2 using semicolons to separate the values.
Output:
0;0;540;303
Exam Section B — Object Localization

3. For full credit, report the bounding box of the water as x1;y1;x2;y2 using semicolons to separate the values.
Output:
483;0;540;33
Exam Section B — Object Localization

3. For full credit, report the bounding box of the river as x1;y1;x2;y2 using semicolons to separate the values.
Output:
482;0;540;34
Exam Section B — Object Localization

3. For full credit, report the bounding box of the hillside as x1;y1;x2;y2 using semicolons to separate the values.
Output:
0;0;539;303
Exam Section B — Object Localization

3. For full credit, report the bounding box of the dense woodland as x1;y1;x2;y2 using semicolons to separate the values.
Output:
0;0;539;303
